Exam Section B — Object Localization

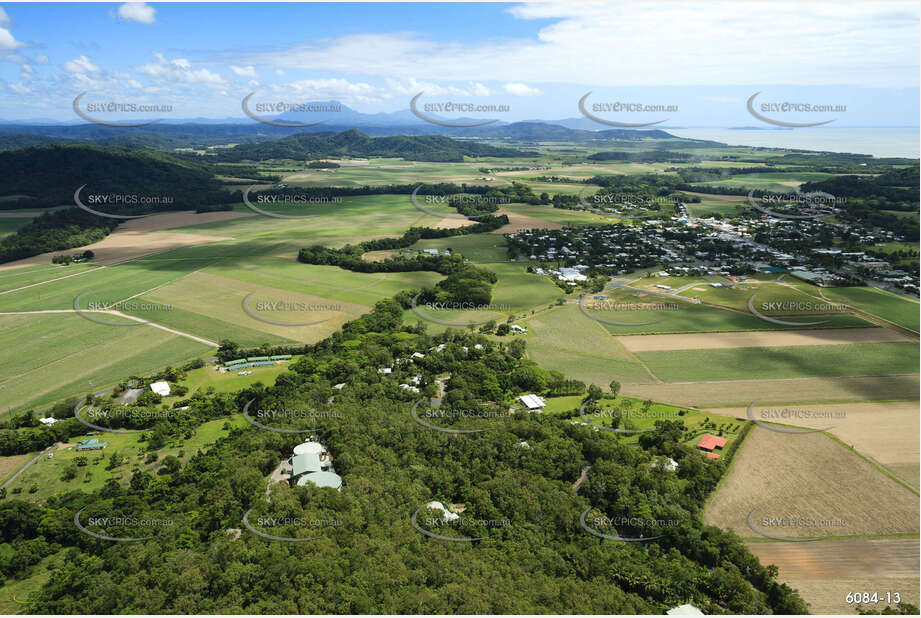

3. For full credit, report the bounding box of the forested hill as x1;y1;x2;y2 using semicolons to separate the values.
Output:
215;129;534;162
0;145;232;209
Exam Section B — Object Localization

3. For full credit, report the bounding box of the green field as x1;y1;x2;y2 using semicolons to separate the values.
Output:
636;341;920;382
518;304;656;387
0;313;212;415
0;263;100;294
821;286;920;332
586;285;870;335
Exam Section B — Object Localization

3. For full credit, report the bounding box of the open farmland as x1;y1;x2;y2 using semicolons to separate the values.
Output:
621;375;921;408
520;303;657;386
125;270;369;345
712;401;920;490
750;539;919;615
0;312;211;415
703;426;919;539
617;327;910;352
820;286;920;333
635;342;919;382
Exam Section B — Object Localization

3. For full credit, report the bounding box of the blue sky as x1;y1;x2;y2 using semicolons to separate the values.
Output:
0;2;918;125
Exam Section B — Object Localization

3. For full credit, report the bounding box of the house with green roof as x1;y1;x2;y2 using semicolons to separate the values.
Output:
76;438;107;451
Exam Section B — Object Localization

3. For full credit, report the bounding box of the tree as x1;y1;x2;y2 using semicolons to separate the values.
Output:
608;380;621;398
60;463;77;481
587;384;603;402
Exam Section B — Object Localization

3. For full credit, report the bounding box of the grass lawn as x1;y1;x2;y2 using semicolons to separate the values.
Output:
546;394;745;446
181;362;296;395
636;341;920;382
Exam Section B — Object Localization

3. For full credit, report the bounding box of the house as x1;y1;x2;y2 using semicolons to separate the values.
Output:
297;470;342;491
76;438;107;451
292;452;323;475
652;457;679;471
377;367;392;375
518;394;546;411
667;604;704;615
411;352;425;360
333;383;346;390
425;500;459;521
38;417;57;426
510;325;527;334
149;381;171;396
697;433;727;459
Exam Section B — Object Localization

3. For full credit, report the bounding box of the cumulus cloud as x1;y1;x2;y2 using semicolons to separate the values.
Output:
116;2;156;25
136;52;226;86
0;8;23;52
231;3;919;87
64;55;101;74
504;82;542;96
472;82;491;96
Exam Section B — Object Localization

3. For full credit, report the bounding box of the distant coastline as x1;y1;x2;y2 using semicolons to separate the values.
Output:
668;127;920;158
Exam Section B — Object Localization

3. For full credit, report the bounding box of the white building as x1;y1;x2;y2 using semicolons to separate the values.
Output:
38;417;57;426
667;604;703;615
518;394;546;411
149;381;171;396
425;500;459;522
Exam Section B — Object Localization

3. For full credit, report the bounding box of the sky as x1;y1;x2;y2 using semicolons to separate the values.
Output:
0;1;918;125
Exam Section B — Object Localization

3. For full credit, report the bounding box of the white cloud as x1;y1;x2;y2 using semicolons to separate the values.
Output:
136;53;226;87
0;7;10;29
64;55;101;74
472;82;491;96
504;82;542;96
230;65;257;78
116;2;156;25
35;54;48;64
0;28;23;51
232;3;919;87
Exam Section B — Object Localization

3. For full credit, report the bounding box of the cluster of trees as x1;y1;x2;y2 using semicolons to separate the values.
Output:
51;249;94;264
306;160;340;168
297;215;509;274
588;150;694;163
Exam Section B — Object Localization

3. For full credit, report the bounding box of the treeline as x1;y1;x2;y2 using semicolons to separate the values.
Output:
0;208;118;264
215;129;530;163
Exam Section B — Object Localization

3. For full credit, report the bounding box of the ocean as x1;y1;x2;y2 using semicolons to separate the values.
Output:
667;128;920;159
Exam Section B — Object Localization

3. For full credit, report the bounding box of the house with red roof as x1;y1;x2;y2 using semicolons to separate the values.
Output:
697;433;727;459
